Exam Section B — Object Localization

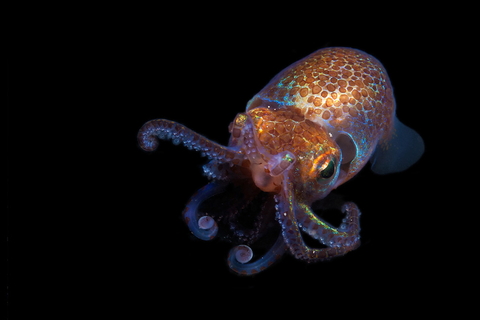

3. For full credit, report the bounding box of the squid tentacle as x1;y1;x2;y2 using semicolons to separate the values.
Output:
275;180;361;262
138;119;243;163
202;160;232;180
227;234;287;275
295;202;361;248
182;182;225;241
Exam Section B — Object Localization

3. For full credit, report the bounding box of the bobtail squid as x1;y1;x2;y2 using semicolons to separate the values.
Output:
137;47;424;275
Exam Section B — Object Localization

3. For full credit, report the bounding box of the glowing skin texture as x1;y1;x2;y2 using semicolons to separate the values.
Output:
138;47;424;275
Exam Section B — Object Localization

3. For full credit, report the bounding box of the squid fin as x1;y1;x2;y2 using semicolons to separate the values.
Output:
370;117;424;174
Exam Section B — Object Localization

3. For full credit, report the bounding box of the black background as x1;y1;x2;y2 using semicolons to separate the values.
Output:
8;5;456;316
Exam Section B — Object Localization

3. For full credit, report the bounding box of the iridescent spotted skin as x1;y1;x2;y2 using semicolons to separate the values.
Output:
138;47;424;275
247;47;395;185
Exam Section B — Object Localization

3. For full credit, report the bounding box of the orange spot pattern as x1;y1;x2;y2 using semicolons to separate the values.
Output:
249;107;331;161
248;107;339;184
257;47;395;141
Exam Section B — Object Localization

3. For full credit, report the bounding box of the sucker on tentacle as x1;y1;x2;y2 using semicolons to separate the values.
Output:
138;119;243;163
227;234;287;275
182;182;224;241
275;184;361;261
137;47;424;275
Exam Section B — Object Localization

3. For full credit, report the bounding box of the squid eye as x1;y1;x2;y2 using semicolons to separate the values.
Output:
319;160;335;179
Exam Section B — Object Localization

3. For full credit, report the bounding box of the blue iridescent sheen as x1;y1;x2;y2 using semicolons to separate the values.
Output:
137;47;424;275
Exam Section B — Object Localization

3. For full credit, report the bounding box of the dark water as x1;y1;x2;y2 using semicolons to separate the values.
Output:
9;13;448;317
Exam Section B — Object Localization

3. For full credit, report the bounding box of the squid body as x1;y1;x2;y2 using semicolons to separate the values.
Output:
138;47;424;275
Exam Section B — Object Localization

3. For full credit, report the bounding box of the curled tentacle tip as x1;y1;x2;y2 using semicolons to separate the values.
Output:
234;245;253;264
341;202;360;214
139;139;158;152
137;131;158;151
198;216;215;230
137;122;160;152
